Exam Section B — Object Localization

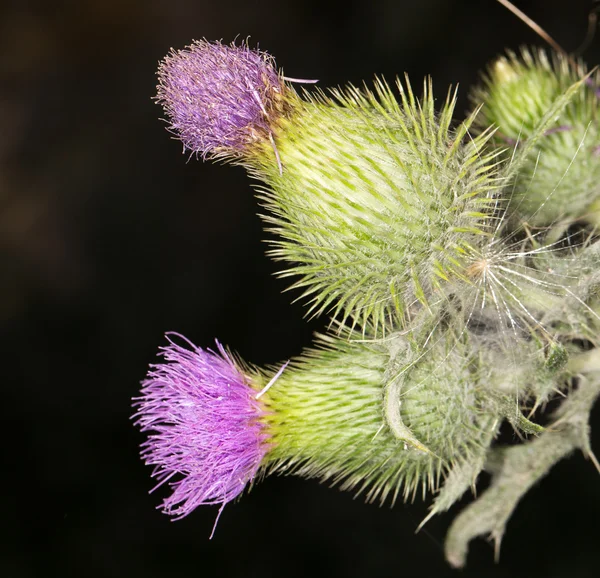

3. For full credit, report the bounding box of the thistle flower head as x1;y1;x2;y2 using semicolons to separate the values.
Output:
257;78;500;333
156;40;283;158
133;334;269;522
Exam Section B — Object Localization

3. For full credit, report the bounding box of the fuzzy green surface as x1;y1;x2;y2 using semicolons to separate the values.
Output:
253;332;500;504
399;343;495;456
534;237;600;348
252;79;499;334
440;228;593;406
471;47;600;226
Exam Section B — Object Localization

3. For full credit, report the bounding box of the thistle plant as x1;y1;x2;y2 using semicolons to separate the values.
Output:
134;38;600;567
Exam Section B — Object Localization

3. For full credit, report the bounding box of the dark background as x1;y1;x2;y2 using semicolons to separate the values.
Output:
3;0;600;576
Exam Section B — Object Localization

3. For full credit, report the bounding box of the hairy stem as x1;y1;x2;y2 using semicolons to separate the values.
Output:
444;371;600;568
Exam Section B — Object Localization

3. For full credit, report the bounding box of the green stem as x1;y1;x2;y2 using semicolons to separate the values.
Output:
444;372;600;568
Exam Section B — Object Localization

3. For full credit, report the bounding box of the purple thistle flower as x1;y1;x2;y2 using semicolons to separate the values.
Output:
156;40;282;158
133;334;269;530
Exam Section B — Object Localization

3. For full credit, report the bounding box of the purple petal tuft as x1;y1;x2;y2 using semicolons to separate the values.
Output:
156;40;282;157
133;334;269;521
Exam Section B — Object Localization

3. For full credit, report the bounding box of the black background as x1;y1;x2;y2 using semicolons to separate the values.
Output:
3;0;600;576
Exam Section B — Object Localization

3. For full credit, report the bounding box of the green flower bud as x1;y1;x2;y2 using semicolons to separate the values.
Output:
253;331;514;504
251;79;500;333
471;47;600;226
